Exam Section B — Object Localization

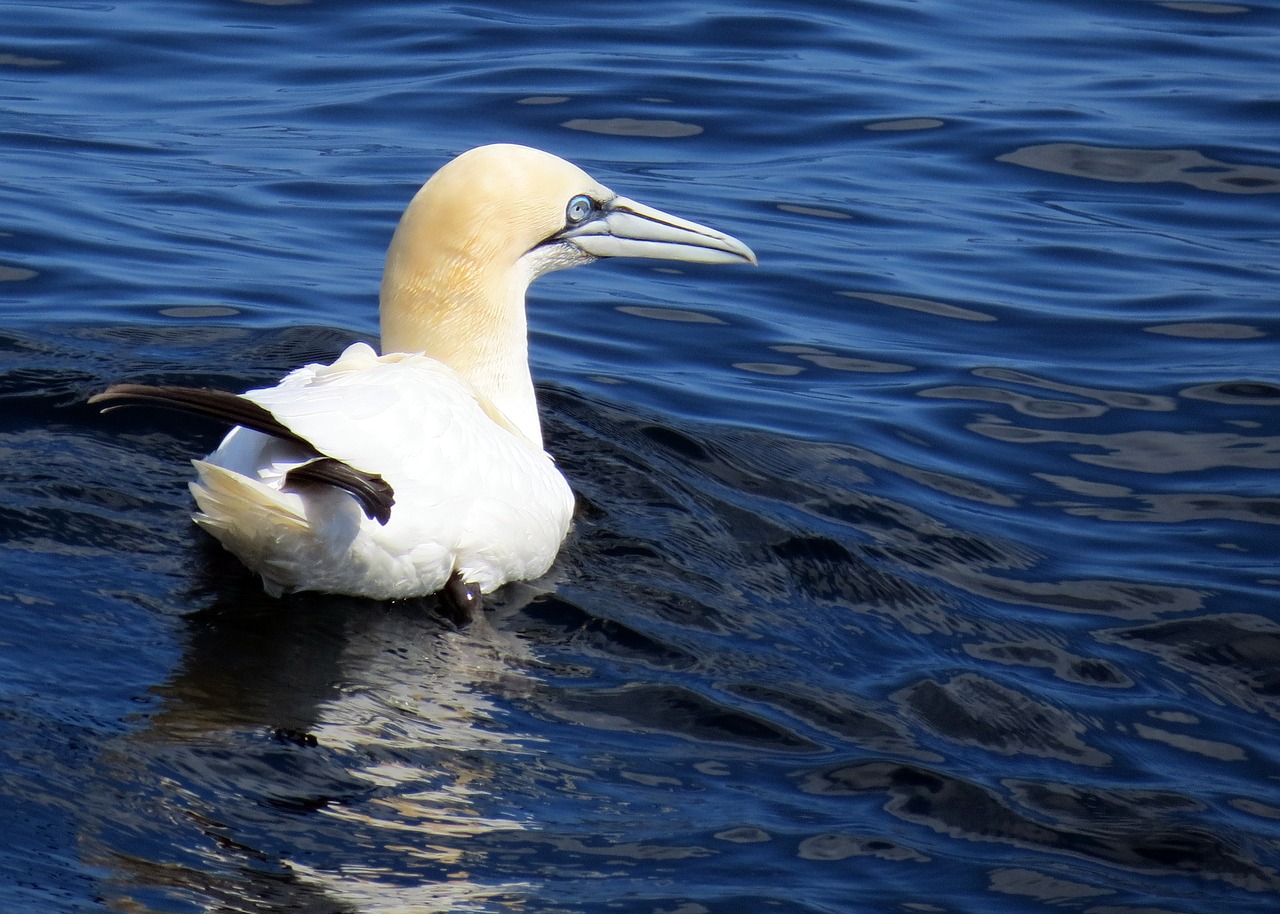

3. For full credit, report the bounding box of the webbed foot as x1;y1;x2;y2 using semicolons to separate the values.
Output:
441;572;482;625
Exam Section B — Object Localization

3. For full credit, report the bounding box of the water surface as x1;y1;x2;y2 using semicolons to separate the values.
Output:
3;1;1279;912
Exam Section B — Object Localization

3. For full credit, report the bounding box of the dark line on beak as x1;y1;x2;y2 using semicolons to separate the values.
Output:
608;202;726;243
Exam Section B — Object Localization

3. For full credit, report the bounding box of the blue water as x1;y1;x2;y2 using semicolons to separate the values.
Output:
3;0;1279;911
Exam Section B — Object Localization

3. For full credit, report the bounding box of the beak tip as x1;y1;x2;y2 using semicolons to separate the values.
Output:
725;238;758;266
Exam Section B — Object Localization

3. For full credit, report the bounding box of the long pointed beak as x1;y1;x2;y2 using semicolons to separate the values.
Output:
559;195;757;266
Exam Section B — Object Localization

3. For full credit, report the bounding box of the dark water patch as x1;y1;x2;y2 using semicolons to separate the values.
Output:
548;682;821;753
727;681;938;761
972;422;1280;474
920;382;1111;419
894;673;1111;765
1039;475;1280;526
966;366;1181;412
151;733;372;817
0;708;108;911
798;832;929;862
1006;779;1205;824
1102;614;1280;717
1182;380;1280;405
796;759;1280;892
507;592;701;672
941;572;1205;620
966;640;1133;688
861;517;1024;570
152;599;358;737
767;532;943;610
638;422;713;462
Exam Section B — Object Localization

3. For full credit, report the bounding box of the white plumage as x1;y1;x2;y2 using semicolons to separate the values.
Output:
191;343;574;600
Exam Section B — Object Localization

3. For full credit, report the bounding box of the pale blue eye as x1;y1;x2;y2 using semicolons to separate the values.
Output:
565;194;595;225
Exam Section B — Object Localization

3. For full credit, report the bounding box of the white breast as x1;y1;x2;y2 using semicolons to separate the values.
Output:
192;342;575;600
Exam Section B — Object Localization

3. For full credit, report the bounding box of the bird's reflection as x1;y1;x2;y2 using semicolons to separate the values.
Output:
93;560;555;914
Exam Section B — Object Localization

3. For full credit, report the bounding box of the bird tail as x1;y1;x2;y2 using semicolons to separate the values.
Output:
190;460;311;597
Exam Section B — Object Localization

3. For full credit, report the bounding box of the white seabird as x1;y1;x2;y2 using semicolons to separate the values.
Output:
93;144;755;609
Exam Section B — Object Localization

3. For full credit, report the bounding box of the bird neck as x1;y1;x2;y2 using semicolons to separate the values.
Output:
379;228;543;449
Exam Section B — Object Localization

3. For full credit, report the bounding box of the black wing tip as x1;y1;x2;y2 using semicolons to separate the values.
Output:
89;383;219;414
92;383;397;525
365;479;396;525
89;383;166;409
284;458;396;525
88;382;315;450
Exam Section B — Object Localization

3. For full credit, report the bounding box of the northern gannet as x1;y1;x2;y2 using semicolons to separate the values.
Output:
93;144;755;610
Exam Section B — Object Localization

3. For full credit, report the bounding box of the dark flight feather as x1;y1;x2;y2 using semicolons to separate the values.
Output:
90;383;395;524
283;457;394;525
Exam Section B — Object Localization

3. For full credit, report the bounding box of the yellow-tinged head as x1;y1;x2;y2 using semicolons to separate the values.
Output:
379;144;755;447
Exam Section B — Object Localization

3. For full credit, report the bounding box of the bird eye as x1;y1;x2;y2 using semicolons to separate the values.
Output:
565;194;595;225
